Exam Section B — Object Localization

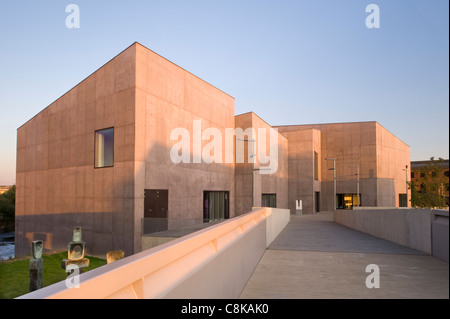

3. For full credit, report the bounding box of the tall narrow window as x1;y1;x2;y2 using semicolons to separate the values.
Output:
314;151;319;181
203;191;229;223
399;194;407;207
95;128;114;168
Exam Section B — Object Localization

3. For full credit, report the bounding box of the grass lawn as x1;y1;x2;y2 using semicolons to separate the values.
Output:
0;251;106;299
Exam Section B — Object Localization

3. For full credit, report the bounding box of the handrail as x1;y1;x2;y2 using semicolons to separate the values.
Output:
18;207;287;299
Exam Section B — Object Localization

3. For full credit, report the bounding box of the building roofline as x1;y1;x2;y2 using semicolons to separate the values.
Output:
18;42;234;130
235;111;275;129
134;42;235;100
374;122;410;148
18;42;141;130
273;120;378;128
411;159;449;168
273;120;410;148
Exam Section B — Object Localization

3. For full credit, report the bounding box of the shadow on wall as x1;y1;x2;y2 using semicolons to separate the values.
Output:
14;212;133;258
15;132;286;259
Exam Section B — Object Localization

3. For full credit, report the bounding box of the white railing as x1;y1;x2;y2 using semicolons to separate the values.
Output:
18;207;290;299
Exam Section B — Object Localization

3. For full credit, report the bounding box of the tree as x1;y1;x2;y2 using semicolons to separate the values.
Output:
409;158;449;208
0;185;15;232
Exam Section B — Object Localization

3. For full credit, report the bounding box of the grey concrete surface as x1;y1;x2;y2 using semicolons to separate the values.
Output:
240;212;449;299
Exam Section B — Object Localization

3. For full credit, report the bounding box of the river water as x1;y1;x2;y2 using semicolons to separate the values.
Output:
0;232;15;260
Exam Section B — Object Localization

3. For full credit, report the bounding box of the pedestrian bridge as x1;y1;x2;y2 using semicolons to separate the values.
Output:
18;208;449;299
19;207;290;299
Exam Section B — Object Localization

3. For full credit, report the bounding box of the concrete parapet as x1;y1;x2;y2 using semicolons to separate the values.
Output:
334;208;433;254
432;210;449;262
17;207;289;299
262;207;291;247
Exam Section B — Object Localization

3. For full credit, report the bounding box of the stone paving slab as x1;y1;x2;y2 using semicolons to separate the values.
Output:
269;214;424;255
240;212;449;299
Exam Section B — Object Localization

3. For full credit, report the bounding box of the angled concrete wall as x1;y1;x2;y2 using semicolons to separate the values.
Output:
375;123;411;207
16;44;138;257
279;128;321;214
235;113;288;216
134;43;236;253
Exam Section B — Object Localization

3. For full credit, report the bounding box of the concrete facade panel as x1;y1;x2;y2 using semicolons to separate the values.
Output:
15;44;138;257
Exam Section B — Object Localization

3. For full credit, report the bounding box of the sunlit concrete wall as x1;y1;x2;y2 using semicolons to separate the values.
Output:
235;113;288;216
375;123;411;207
16;44;138;257
276;122;410;213
279;129;321;214
16;43;240;257
133;44;236;253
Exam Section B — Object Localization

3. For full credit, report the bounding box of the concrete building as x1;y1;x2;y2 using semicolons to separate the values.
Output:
276;122;411;214
15;42;410;258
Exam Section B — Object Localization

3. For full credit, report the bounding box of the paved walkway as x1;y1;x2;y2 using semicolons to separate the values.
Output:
240;212;449;299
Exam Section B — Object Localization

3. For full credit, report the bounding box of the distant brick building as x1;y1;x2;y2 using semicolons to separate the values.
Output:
410;159;449;206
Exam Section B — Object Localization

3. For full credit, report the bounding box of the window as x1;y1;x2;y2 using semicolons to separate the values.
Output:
314;151;319;181
262;194;277;208
411;172;415;179
399;194;407;207
336;194;361;209
95;128;114;168
203;191;229;222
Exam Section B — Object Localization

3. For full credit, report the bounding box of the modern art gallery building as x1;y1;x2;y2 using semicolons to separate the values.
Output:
15;43;410;257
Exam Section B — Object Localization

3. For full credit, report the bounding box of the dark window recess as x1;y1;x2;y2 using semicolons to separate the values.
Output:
203;191;230;223
144;190;168;218
262;194;276;208
314;152;319;181
399;194;407;207
315;192;320;213
143;189;169;234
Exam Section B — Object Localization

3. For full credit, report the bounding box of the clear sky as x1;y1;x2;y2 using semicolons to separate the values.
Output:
0;0;448;185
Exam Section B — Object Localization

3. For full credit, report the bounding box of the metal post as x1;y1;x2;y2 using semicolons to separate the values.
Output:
326;158;336;210
350;165;360;207
406;165;408;206
403;165;408;207
357;166;360;207
252;144;255;207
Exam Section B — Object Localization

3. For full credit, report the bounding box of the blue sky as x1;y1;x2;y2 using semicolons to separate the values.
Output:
0;0;448;184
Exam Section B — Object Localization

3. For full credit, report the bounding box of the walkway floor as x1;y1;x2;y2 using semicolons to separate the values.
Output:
240;212;449;299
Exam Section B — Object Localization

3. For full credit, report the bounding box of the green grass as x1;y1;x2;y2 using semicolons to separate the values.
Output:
0;251;107;299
